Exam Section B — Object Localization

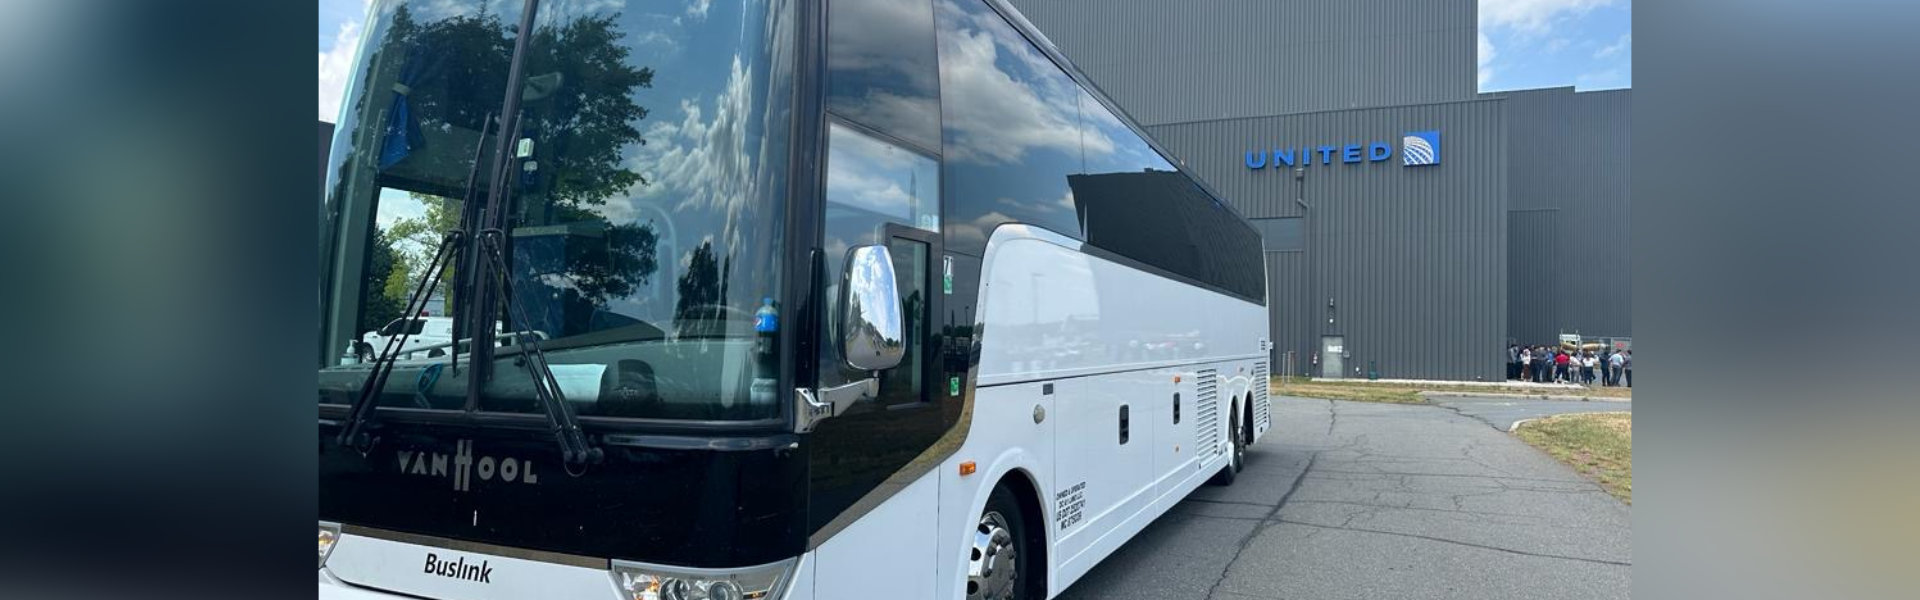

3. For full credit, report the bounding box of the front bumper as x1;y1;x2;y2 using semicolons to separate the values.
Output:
319;533;816;600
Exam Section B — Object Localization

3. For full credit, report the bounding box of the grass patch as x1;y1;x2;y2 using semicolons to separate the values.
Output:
1514;412;1633;503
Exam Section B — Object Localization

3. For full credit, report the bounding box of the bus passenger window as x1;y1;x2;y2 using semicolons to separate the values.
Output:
827;0;941;151
824;123;941;231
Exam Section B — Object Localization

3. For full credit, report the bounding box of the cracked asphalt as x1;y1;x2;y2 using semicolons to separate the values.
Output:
1428;394;1632;432
1054;396;1631;600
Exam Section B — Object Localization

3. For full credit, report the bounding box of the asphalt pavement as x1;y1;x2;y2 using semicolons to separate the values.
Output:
1054;396;1631;600
1425;394;1631;432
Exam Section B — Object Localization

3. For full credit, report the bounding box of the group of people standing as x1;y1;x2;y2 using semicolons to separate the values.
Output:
1507;344;1631;387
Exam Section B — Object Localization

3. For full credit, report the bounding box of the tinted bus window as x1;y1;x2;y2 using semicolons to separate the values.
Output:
936;0;1086;255
1073;91;1264;303
828;0;942;151
1078;89;1173;176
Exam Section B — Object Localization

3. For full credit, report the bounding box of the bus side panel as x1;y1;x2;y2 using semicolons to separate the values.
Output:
812;474;938;599
1053;361;1252;589
1153;365;1218;501
971;230;1266;595
932;382;1056;600
1054;371;1155;566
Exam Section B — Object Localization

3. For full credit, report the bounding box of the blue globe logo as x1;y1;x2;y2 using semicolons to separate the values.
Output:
1402;130;1440;166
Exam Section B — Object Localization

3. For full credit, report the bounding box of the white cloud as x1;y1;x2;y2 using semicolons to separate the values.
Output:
606;53;775;253
318;0;377;122
1480;0;1617;34
825;124;937;220
827;0;939;91
1477;32;1497;87
830;89;942;144
685;0;711;21
935;4;1109;165
1595;32;1631;58
947;210;1015;249
1545;37;1572;53
537;0;629;25
318;18;362;122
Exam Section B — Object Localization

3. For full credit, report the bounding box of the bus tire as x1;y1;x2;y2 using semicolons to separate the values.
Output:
969;485;1035;600
1208;400;1245;486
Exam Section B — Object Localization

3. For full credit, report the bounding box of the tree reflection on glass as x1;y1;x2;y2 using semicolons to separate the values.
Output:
673;241;732;339
353;5;666;340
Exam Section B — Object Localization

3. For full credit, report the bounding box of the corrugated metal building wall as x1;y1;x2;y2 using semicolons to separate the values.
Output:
1149;100;1509;381
1007;0;1477;125
1265;252;1311;377
1495;88;1632;344
1003;0;1627;380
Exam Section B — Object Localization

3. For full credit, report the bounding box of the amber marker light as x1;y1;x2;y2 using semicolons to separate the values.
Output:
959;461;977;476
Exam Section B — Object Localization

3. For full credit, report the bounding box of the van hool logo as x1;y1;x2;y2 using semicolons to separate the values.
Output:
396;440;540;492
1402;130;1440;166
1245;129;1442;169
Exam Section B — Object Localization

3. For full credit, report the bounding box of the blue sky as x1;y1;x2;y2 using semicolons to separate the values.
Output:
319;0;1631;120
317;0;368;121
1477;0;1632;92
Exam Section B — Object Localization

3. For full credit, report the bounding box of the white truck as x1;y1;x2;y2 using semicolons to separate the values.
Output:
354;316;456;362
352;317;540;363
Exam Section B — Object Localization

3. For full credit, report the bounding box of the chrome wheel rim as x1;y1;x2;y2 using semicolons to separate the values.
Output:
967;510;1019;600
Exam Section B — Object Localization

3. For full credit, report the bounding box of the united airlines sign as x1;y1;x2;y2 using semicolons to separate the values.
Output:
1245;130;1441;170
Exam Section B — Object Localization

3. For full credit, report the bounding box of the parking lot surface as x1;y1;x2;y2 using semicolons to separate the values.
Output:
1056;396;1630;600
1427;394;1631;432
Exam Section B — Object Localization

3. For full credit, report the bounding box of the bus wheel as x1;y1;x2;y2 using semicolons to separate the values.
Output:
1209;403;1245;486
968;486;1030;600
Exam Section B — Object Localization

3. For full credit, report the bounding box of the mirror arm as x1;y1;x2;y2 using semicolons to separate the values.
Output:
794;377;878;433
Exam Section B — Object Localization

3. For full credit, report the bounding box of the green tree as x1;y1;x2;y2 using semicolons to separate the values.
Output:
510;14;662;320
517;13;654;210
350;4;661;340
386;194;463;313
359;226;408;335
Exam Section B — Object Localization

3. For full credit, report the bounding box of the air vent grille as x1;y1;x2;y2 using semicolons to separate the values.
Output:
1253;361;1270;430
1196;369;1220;457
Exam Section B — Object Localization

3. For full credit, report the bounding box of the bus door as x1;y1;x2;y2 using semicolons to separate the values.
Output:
805;121;947;594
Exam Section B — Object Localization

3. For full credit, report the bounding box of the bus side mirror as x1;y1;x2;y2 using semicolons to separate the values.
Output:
841;244;905;372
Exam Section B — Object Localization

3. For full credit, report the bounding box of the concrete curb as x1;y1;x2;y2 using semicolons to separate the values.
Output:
1507;417;1537;433
1419;390;1632;403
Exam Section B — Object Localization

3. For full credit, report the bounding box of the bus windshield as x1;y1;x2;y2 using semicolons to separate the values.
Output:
319;0;797;421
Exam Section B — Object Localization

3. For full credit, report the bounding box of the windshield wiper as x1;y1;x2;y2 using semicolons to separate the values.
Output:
335;112;495;450
339;0;602;466
464;0;601;466
478;228;603;465
336;229;465;450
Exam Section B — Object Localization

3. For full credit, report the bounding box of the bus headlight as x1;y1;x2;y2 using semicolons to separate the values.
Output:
318;521;342;569
610;558;794;600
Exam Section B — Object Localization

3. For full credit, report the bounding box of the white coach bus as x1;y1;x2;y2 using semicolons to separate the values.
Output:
318;1;1271;599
